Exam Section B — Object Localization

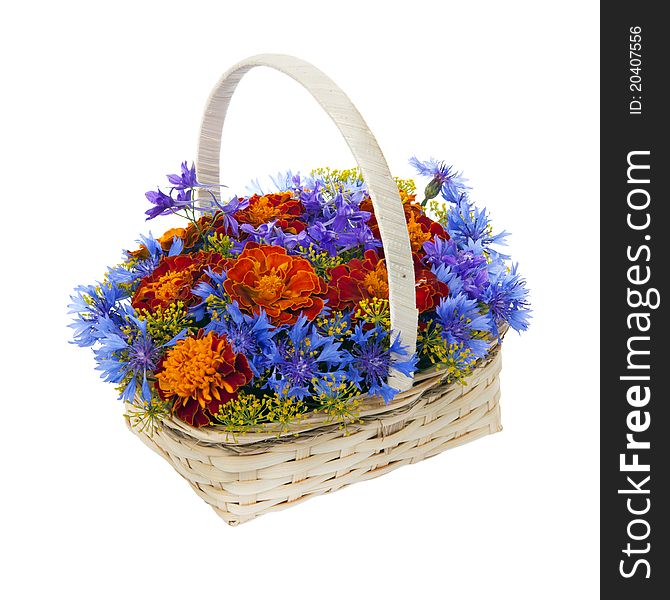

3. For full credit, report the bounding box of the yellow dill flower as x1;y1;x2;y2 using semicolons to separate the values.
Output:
313;374;362;433
316;311;352;341
311;167;415;199
428;198;450;227
300;244;343;278
126;397;171;437
417;320;477;383
266;395;306;435
354;297;391;329
395;177;416;196
137;301;194;345
203;232;235;257
214;391;268;435
311;167;363;191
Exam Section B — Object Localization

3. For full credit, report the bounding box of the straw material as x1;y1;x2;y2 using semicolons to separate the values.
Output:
126;55;506;525
126;348;502;526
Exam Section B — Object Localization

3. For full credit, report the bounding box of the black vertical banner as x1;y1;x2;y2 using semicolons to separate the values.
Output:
601;2;669;596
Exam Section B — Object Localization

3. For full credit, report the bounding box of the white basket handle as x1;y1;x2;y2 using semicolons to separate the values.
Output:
196;54;417;390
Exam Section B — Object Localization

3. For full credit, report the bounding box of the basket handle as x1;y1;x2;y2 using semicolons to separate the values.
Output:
196;54;417;391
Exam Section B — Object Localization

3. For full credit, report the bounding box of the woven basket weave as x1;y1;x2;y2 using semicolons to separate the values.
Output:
125;54;505;526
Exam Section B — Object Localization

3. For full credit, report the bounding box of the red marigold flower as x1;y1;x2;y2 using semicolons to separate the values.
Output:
326;250;388;312
236;192;306;233
414;264;450;313
132;251;228;313
326;250;448;315
224;244;327;325
155;331;253;427
360;197;448;253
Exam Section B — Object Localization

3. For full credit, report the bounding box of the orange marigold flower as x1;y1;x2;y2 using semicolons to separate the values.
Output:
127;227;200;260
360;197;448;253
236;192;305;233
155;331;253;427
326;250;449;315
157;226;200;252
131;251;227;313
224;244;327;325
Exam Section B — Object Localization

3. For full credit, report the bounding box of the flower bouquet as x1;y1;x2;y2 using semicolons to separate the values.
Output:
70;55;529;525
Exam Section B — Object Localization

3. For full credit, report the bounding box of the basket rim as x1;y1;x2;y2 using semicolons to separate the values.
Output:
126;328;506;447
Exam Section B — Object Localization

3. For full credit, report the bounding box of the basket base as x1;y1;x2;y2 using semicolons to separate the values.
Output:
128;351;503;526
214;415;501;526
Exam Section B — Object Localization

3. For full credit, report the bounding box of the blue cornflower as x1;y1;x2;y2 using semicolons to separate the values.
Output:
409;156;470;203
266;316;349;400
270;170;301;192
426;237;490;300
446;196;509;256
68;282;127;347
206;302;277;378
423;235;454;265
435;293;491;358
107;232;183;289
92;311;156;403
247;171;302;195
190;267;227;322
93;307;184;403
347;324;417;404
484;262;532;335
432;262;490;301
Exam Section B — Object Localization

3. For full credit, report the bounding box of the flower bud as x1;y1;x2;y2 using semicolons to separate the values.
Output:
422;177;442;205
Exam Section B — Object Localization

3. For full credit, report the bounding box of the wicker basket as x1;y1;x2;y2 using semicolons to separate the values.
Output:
125;54;504;526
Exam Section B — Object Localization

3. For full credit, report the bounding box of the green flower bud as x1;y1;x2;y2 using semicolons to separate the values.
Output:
422;177;442;205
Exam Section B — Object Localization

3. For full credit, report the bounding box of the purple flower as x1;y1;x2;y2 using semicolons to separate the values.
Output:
304;222;338;255
426;237;490;300
423;235;454;265
241;221;309;251
347;324;416;404
329;191;370;231
205;302;277;378
337;226;382;252
145;188;194;220
266;316;348;400
298;184;326;218
214;195;249;236
167;161;199;190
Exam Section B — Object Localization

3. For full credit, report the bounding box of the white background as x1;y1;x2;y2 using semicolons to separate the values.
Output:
1;1;599;598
